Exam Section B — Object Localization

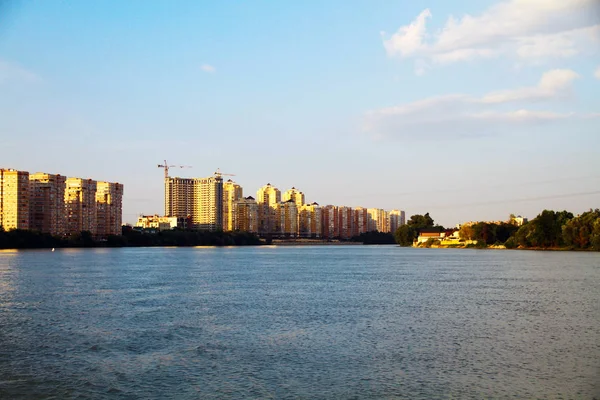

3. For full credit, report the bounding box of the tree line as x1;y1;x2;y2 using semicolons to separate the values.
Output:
393;209;600;251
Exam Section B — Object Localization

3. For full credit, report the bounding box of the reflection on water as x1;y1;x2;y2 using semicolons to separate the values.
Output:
0;247;599;399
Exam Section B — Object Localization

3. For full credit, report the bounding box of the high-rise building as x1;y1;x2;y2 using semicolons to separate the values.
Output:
256;183;281;235
29;173;66;235
0;169;30;231
299;202;321;238
389;210;405;233
276;199;298;237
192;176;223;231
234;196;259;233
283;187;305;208
223;179;243;231
96;181;123;237
321;205;338;239
65;178;97;235
368;208;388;232
353;207;368;236
338;206;353;239
165;177;194;218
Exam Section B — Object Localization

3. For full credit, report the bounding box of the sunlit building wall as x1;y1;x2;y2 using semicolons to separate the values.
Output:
0;169;30;231
234;196;259;233
192;176;223;231
65;178;97;235
223;179;243;231
256;183;281;235
96;181;123;237
28;173;66;235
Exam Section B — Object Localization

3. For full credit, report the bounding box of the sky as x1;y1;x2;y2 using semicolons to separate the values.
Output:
0;0;599;227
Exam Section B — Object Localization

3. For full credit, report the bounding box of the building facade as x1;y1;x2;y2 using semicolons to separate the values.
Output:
256;183;281;235
164;177;194;218
299;202;321;238
276;199;298;237
389;209;406;233
223;179;243;231
192;176;223;231
234;196;259;233
65;178;97;235
96;181;123;237
283;187;305;208
0;169;30;231
29;173;67;235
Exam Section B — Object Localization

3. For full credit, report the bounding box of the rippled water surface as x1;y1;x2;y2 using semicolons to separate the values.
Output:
0;246;599;399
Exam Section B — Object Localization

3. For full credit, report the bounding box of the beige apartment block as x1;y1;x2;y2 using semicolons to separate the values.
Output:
192;176;223;231
389;209;406;233
283;187;305;208
136;215;180;230
165;177;194;218
65;178;97;235
257;183;281;235
234;196;259;233
96;181;123;237
299;202;321;238
368;208;389;233
223;179;243;231
0;169;30;231
29;173;67;235
276;199;298;237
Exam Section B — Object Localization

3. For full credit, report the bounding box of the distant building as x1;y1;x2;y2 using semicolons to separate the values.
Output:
338;206;353;239
135;215;181;230
389;209;405;233
223;179;243;231
65;178;97;236
164;177;194;218
510;215;528;226
283;187;305;208
0;169;30;230
192;176;223;231
256;183;281;235
29;173;67;236
234;196;259;233
299;202;321;238
96;181;124;237
367;208;389;232
321;205;338;239
353;207;369;236
276;199;298;237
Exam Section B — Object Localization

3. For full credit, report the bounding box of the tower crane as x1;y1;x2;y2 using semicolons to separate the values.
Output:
213;168;235;179
158;160;192;179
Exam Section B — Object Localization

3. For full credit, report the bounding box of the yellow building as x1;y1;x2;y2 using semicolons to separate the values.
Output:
164;177;194;218
135;215;179;230
256;183;281;235
234;196;259;233
388;210;405;233
96;181;123;237
29;173;67;235
367;208;389;232
65;178;97;235
223;179;243;231
283;187;305;208
192;176;223;231
0;169;30;231
299;202;321;238
276;199;298;237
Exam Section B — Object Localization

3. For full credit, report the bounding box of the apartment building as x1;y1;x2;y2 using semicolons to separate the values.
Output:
276;199;298;237
389;209;406;233
353;207;369;236
96;181;123;237
337;206;353;239
135;215;181;230
192;176;223;231
299;202;321;238
29;173;67;235
223;179;243;231
0;169;30;230
65;178;97;235
321;205;338;239
283;187;305;208
234;196;259;233
256;183;281;235
164;177;194;218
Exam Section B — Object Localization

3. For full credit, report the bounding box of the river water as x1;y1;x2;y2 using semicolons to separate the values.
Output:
0;246;598;399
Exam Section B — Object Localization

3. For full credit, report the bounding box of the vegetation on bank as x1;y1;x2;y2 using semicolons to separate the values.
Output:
394;209;600;251
350;231;396;244
0;226;263;249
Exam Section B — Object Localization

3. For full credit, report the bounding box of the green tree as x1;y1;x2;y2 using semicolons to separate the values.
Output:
394;225;416;247
407;213;435;230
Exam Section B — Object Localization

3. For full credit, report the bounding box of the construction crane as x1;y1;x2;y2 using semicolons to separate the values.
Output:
158;160;192;179
213;168;235;179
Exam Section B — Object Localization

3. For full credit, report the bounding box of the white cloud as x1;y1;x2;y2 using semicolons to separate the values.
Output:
200;64;216;73
595;66;600;79
382;0;600;70
481;69;579;103
0;60;40;84
364;69;591;138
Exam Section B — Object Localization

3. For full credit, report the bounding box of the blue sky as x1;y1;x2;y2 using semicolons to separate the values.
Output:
1;0;599;227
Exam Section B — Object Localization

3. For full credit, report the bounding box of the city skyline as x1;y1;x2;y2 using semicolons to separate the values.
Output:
1;0;599;228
